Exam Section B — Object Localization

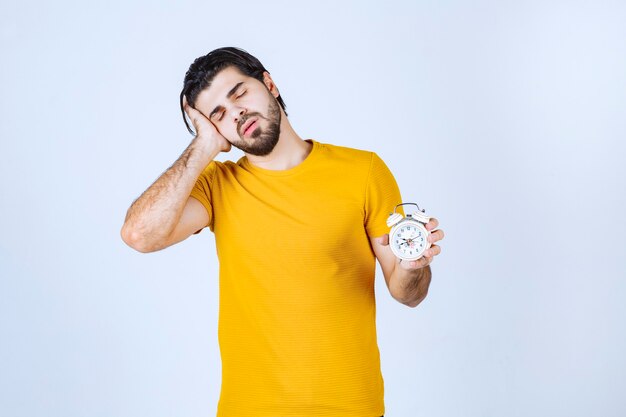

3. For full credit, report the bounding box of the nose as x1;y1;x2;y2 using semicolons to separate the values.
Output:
230;106;246;125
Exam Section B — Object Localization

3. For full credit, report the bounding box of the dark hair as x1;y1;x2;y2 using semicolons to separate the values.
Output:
179;46;288;136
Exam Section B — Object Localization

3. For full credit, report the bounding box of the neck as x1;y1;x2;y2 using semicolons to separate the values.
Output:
244;116;313;171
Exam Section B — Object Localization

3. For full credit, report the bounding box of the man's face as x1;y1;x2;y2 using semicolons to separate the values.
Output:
193;66;282;156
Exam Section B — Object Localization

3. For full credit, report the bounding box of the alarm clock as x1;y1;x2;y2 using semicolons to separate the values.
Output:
386;203;432;261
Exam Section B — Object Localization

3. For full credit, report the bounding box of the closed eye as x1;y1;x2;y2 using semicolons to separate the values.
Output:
217;91;246;121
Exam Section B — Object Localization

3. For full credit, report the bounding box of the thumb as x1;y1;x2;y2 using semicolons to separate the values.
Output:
377;234;390;246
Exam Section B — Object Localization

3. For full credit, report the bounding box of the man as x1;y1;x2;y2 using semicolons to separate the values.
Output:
121;46;444;417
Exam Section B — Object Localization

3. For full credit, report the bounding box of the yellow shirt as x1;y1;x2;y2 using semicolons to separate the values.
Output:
191;139;403;417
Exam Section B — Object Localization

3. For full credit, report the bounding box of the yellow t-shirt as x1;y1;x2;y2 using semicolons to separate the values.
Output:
190;139;403;417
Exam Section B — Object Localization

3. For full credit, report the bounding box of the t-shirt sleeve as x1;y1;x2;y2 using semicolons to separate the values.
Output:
364;152;404;238
189;160;218;234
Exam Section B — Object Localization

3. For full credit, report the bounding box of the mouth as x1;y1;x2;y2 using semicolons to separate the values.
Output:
241;118;257;136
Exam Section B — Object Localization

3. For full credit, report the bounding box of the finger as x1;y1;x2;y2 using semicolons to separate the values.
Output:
183;97;200;115
184;101;198;115
426;217;439;231
183;103;206;126
397;254;431;270
399;252;435;269
183;99;192;117
377;234;389;246
424;244;441;257
428;229;445;243
416;254;433;269
183;96;195;117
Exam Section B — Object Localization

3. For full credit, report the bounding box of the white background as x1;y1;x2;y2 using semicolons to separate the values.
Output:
1;1;625;416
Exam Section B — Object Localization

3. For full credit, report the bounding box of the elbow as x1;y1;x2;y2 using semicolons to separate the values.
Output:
120;225;153;253
390;284;428;308
400;291;428;308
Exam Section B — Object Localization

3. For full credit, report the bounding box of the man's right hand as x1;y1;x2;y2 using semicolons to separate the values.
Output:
183;95;232;153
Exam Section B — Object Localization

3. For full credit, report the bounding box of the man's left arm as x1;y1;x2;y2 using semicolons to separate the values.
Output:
370;217;444;308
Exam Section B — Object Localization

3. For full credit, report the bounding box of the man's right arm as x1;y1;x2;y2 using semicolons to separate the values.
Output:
120;135;220;253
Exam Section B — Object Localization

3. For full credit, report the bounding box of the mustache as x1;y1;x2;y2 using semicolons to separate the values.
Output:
239;114;265;133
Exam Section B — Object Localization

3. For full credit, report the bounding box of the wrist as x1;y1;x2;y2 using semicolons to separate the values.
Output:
191;135;221;160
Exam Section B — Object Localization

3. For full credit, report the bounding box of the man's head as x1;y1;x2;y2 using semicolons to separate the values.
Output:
180;47;287;156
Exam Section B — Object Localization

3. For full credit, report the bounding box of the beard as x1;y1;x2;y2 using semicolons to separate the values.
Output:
231;92;282;156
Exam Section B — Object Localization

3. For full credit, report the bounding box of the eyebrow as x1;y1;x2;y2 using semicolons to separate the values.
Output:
209;81;245;119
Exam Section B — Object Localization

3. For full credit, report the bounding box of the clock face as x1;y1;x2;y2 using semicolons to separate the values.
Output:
391;222;428;260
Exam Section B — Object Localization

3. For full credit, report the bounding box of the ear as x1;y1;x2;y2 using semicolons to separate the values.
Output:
262;71;280;98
